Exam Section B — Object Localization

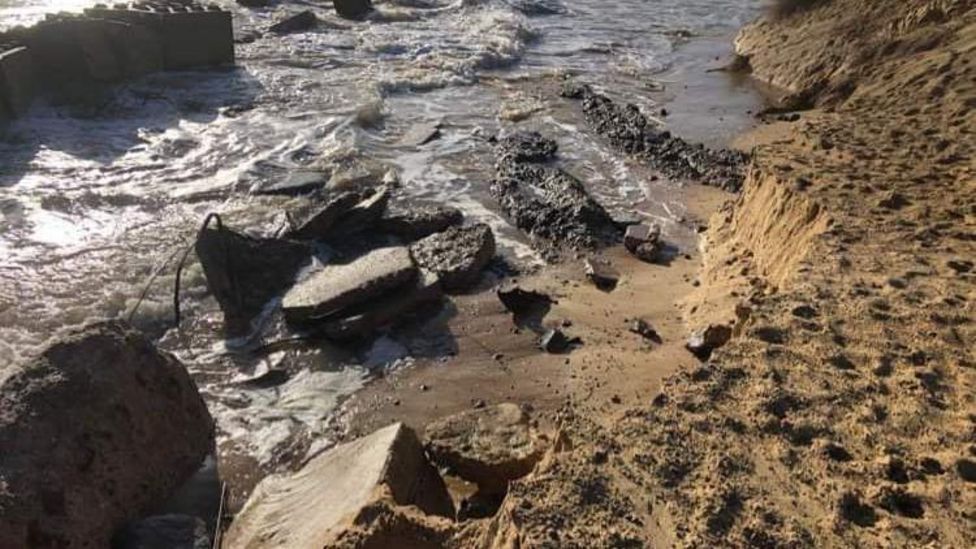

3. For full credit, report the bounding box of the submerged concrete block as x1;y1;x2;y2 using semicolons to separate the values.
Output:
0;45;35;118
85;3;234;70
224;423;454;548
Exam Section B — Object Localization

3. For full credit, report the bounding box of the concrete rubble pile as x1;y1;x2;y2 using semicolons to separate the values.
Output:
0;0;234;120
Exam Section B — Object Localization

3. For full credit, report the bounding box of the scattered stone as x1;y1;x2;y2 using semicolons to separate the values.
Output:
837;491;877;527
378;204;463;241
225;423;454;548
269;10;317;34
282;246;417;323
497;285;555;329
0;322;213;549
399;121;442;147
425;403;542;494
540;328;571;353
630;318;662;343
624;223;662;262
334;0;374;20
791;304;818;319
112;514;209;549
685;324;733;360
584;257;619;291
409;224;496;292
196;219;312;337
320;269;443;339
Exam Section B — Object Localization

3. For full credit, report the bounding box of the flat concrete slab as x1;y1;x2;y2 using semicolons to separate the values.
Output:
322;269;443;339
283;246;417;322
224;423;453;548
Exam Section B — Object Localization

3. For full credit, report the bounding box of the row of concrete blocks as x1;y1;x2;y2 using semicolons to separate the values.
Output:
0;2;234;120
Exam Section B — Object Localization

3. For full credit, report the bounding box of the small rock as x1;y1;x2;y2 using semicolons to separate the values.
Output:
624;223;662;262
630;319;662;344
539;328;573;354
409;224;496;292
334;0;374;20
685;324;732;360
497;285;555;329
284;191;363;241
956;458;976;482
269;10;317;34
378;205;463;241
947;259;973;274
877;192;910;210
584;257;619;291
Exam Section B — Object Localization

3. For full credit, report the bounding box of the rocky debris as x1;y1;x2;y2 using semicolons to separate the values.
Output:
561;83;747;192
539;328;574;353
492;135;620;252
195;218;312;337
224;423;454;548
410;224;496;292
334;0;374;20
320;269;443;340
497;285;555;329
325;186;390;239
496;130;559;163
685;323;733;360
0;321;213;549
284;191;363;240
237;0;271;7
399;121;443;147
624;222;662;262
630;318;662;343
113;514;209;549
283;246;417;323
249;169;328;196
425;403;542;494
583;257;619;291
269;10;318;35
378;204;463;241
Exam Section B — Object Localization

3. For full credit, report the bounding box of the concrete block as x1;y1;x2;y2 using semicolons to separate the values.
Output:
224;423;454;548
0;45;35;118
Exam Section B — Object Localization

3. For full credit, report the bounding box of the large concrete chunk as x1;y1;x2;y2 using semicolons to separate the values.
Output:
425;403;542;494
410;224;496;293
0;46;35;118
378;204;463;241
322;269;443;340
283;246;417;322
224;423;454;549
0;321;214;549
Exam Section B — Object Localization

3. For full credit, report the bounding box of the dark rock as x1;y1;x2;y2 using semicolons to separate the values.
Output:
0;322;214;549
237;0;271;7
540;328;571;353
113;514;209;549
947;259;973;274
956;458;976;482
320;269;443;340
410;224;496;293
584;257;619;291
837;492;877;527
630;319;662;343
563;84;747;192
283;246;417;323
686;324;733;360
496;131;558;163
491;159;619;251
334;0;374;20
285;191;362;241
791;304;818;319
505;0;566;16
878;192;910;210
874;486;924;518
196;218;312;337
269;10;318;35
425;403;542;494
497;286;555;329
378;205;463;241
624;223;661;262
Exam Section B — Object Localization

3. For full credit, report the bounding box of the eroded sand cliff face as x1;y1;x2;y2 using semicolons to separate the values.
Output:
455;1;976;547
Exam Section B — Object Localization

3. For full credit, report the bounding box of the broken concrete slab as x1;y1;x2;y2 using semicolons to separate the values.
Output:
425;403;542;494
0;321;213;549
378;204;463;241
624;222;662;262
224;423;454;548
321;269;443;340
196;219;312;337
269;10;318;35
327;186;390;239
410;223;496;293
283;246;417;323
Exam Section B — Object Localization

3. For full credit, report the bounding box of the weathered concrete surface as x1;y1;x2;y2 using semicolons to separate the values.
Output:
196;222;312;337
224;423;454;548
425;403;542;494
410;224;495;293
0;321;214;549
283;246;417;322
321;269;443;340
0;46;35;118
492;132;619;253
562;83;748;192
378;204;463;241
113;514;209;549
